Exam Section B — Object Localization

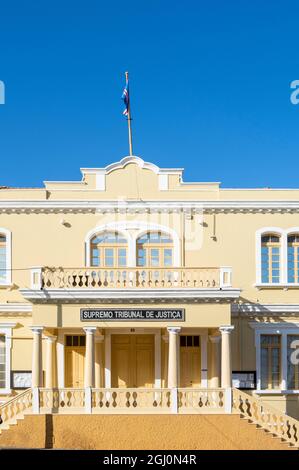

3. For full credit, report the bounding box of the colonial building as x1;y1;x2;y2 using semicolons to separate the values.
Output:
0;155;299;447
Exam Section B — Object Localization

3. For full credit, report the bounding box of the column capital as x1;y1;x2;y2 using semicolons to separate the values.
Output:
30;326;44;335
219;325;234;335
83;327;97;335
45;335;57;343
167;327;181;335
209;335;221;344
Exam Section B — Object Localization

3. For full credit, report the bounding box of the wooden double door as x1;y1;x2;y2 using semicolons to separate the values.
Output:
112;334;155;388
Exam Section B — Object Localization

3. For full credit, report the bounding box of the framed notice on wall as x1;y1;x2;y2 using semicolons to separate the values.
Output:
11;371;32;389
232;371;256;390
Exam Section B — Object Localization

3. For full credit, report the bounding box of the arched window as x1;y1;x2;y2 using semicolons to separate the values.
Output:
90;232;127;268
287;234;299;283
136;232;173;267
261;234;281;283
0;234;7;283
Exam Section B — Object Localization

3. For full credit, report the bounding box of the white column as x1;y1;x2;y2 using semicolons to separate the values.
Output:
162;334;169;388
105;332;111;388
154;330;161;388
219;326;234;388
167;327;181;388
84;327;97;388
45;336;57;388
281;332;288;391
200;334;208;388
209;335;221;388
30;327;44;388
95;334;104;388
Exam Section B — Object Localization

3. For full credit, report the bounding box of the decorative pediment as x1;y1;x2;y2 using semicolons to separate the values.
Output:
80;156;184;191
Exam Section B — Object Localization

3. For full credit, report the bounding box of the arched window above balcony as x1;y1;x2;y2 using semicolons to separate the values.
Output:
0;234;6;283
0;229;11;285
261;233;281;284
90;231;128;268
136;231;173;267
287;233;299;283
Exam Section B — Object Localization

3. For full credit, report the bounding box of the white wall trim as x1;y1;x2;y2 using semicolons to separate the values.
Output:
5;200;299;213
0;323;16;394
158;174;169;191
20;287;241;301
95;174;106;191
81;156;183;176
0;303;32;313
0;227;12;286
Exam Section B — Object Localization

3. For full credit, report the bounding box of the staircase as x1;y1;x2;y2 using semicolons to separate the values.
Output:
0;389;32;435
232;388;299;448
0;388;298;449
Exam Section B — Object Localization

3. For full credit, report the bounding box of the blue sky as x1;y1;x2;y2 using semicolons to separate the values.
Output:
0;1;299;188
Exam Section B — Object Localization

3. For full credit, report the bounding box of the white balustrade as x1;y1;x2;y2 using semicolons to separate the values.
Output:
178;388;227;413
35;267;226;290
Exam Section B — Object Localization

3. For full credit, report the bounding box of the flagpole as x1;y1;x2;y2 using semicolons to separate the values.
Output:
125;71;133;156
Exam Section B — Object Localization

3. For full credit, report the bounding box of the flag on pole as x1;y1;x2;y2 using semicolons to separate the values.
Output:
122;78;129;116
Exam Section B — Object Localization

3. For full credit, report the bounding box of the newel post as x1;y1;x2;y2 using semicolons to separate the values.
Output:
85;387;92;414
31;267;42;290
220;267;232;288
32;387;40;414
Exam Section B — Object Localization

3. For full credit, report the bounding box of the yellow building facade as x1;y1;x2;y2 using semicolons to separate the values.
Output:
1;155;299;425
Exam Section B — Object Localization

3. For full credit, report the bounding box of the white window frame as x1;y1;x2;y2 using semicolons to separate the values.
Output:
251;322;299;394
255;227;299;286
0;228;12;286
0;323;15;394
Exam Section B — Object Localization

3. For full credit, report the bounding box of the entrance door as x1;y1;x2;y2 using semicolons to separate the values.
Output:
111;335;154;388
180;335;201;387
65;335;85;388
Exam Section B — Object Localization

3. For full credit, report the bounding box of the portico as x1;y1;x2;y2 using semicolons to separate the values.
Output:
30;323;234;408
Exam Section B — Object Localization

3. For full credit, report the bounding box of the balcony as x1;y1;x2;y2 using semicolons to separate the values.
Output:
20;266;241;301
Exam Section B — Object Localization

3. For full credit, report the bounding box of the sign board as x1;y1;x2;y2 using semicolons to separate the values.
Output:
11;371;32;389
232;371;256;390
80;308;185;322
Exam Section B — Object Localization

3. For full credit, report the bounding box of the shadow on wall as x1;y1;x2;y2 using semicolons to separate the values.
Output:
45;414;54;449
286;396;299;420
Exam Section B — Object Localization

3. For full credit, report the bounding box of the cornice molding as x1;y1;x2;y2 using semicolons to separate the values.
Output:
19;287;241;302
0;303;32;313
249;321;299;330
2;200;299;214
232;303;299;315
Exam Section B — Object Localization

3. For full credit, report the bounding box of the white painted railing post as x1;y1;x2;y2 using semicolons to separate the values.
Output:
31;267;42;290
32;387;40;414
171;388;178;414
224;387;232;413
220;267;232;288
85;387;92;414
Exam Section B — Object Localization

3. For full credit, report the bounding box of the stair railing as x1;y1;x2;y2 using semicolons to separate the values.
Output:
233;388;299;447
0;389;33;427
